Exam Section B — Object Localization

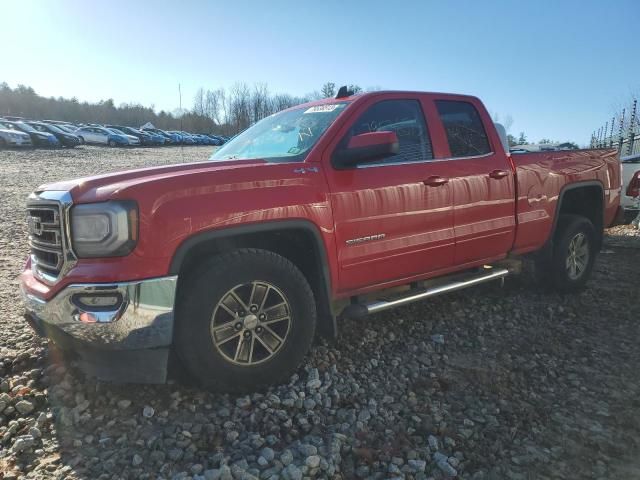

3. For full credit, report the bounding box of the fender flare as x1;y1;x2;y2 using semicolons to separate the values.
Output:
168;220;337;338
542;180;605;255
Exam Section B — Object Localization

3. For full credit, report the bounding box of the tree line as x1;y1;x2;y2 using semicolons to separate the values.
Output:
0;81;363;135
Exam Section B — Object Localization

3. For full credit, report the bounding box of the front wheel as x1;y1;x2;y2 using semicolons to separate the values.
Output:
538;214;597;293
175;249;317;392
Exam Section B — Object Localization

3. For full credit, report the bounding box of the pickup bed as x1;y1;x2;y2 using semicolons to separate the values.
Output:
21;90;623;391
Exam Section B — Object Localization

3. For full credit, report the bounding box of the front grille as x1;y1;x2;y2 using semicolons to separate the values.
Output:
26;195;72;283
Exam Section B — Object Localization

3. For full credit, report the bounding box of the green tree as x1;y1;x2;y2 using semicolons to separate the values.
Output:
517;132;528;145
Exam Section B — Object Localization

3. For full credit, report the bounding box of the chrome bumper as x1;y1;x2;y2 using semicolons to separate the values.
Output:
21;276;177;351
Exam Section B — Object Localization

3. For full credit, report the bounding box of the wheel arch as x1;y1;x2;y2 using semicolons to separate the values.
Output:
547;180;605;252
169;220;337;338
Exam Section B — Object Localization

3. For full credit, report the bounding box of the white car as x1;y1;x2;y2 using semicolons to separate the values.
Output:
621;153;640;223
0;122;32;148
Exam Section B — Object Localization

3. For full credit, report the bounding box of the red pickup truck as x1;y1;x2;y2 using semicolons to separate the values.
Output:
21;90;622;391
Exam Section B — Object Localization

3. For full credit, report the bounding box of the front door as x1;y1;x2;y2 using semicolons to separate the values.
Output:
324;97;455;294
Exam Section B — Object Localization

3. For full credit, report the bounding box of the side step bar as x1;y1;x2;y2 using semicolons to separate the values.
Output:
342;267;509;319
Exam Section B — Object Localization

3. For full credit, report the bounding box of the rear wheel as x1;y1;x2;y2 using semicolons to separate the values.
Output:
108;139;116;147
537;214;597;292
77;136;85;144
175;249;316;392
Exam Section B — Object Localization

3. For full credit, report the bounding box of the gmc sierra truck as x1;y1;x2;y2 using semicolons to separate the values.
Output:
21;89;623;392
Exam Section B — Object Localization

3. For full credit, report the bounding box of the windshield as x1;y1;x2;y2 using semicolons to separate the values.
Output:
42;123;65;134
14;122;37;133
211;102;348;162
108;128;126;135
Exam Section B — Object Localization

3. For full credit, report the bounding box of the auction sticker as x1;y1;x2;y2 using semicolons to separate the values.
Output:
304;104;344;114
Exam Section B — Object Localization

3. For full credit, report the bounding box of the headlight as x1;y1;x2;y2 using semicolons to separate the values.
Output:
70;201;138;257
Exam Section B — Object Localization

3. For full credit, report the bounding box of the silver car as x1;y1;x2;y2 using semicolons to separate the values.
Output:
0;121;32;148
75;126;114;145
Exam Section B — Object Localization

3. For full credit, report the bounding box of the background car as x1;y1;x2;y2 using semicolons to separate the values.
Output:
0;121;32;148
206;134;225;146
106;128;141;146
26;121;80;148
0;120;60;147
142;127;179;144
621;153;640;223
143;130;166;146
105;125;153;146
168;131;194;144
75;126;129;146
57;124;80;134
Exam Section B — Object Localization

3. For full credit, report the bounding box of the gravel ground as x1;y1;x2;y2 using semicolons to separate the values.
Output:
0;146;639;480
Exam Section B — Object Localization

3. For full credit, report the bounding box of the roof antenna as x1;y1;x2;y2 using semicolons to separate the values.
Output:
336;85;353;99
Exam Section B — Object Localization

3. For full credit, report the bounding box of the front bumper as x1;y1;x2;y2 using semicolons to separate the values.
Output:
22;275;177;383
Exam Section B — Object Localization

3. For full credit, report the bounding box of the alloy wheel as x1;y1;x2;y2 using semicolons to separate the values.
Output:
210;281;291;366
566;232;589;280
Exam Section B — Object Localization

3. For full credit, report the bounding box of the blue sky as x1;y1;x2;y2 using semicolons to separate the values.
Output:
3;0;639;145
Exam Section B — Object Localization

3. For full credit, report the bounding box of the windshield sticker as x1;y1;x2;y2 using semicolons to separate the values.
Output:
304;104;344;114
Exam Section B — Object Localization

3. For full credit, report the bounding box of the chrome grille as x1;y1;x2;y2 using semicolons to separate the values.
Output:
26;191;75;284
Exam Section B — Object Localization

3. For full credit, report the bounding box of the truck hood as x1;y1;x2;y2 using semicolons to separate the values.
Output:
38;159;265;203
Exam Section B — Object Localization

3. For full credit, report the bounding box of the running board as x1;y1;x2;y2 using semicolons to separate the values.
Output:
341;267;509;319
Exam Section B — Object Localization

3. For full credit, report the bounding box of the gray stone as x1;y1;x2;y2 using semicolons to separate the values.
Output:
408;459;427;472
306;455;321;468
284;464;302;480
168;448;183;461
12;434;35;452
280;449;294;466
15;400;34;415
204;469;221;480
260;447;275;462
142;405;155;418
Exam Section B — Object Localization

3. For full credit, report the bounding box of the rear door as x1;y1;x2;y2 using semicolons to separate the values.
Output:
433;98;516;264
94;128;109;144
323;95;455;293
81;128;95;143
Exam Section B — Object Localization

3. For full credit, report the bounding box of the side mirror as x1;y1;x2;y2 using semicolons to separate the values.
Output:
333;131;399;168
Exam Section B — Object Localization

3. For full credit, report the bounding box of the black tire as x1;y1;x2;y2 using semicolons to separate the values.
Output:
175;248;317;392
0;138;6;149
537;214;597;293
77;136;85;144
108;139;116;147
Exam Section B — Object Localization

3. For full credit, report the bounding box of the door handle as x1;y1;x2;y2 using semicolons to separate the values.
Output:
489;169;509;179
423;176;449;187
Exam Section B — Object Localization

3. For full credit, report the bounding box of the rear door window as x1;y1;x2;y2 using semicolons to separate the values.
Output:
435;100;491;158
